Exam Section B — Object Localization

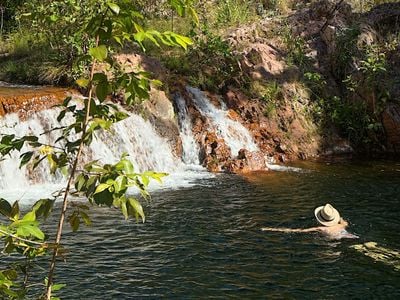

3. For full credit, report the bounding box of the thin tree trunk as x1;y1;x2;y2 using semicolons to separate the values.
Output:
0;6;4;36
45;36;99;300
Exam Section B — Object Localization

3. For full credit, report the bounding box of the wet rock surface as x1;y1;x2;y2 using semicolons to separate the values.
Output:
0;83;70;119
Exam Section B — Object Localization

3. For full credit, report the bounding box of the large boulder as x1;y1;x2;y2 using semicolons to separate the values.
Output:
143;88;182;158
201;131;232;172
240;43;288;81
224;149;267;173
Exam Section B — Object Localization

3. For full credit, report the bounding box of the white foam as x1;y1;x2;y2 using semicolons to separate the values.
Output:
187;87;258;156
266;163;305;173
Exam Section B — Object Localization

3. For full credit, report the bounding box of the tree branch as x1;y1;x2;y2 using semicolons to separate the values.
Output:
0;229;47;247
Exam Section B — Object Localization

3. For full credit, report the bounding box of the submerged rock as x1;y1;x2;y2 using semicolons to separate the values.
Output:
350;242;400;272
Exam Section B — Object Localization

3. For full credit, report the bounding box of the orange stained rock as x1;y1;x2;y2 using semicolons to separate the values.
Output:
0;85;72;119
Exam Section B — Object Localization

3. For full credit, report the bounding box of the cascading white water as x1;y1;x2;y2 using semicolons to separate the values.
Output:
174;94;200;165
0;85;265;204
0;103;211;204
187;86;258;156
88;114;183;172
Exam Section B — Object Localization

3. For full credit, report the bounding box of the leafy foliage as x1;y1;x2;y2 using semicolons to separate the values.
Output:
0;0;25;34
281;25;309;69
163;24;243;91
0;0;195;298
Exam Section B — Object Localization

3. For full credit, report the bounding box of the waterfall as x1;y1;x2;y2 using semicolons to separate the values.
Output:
0;85;264;203
88;114;182;172
174;94;200;165
0;104;212;204
187;87;258;156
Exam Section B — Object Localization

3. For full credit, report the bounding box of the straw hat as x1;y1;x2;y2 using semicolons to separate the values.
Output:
314;204;341;226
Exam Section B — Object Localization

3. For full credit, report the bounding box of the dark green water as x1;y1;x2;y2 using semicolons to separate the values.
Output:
29;160;400;298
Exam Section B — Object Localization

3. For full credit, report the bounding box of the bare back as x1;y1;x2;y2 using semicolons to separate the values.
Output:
261;219;358;239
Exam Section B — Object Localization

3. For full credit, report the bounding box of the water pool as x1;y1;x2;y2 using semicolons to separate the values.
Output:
4;160;400;298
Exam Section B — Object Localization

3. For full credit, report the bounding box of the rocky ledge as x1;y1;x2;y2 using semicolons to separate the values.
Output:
0;82;70;119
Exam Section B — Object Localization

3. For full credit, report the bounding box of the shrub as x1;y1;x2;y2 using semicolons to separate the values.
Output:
281;25;310;69
216;0;257;26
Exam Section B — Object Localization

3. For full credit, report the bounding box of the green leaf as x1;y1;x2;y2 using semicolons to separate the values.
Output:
128;198;145;223
75;174;86;191
4;237;15;253
94;183;110;194
173;34;192;50
49;15;58;22
26;225;45;240
76;78;89;88
107;2;120;14
93;73;108;83
93;189;113;206
57;110;66;122
113;35;122;46
83;160;100;172
51;283;67;292
24;135;39;142
20;151;34;168
141;174;150;187
3;269;18;281
10;201;19;220
151;79;163;88
89;45;108;62
115;159;134;174
22;211;36;222
32;198;54;219
1;134;15;144
79;211;92;226
13;139;24;151
47;154;58;174
120;198;128;220
114;176;127;193
169;0;185;16
16;225;30;237
0;199;12;217
188;7;199;26
69;214;80;232
144;32;160;47
134;31;146;49
15;222;44;240
143;171;168;183
96;81;109;102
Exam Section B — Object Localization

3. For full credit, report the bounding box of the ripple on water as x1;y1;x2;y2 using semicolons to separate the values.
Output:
3;160;400;298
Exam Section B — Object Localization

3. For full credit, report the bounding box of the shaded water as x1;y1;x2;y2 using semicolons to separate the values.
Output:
28;160;400;299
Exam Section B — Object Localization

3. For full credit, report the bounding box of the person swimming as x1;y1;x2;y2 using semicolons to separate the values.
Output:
261;203;359;239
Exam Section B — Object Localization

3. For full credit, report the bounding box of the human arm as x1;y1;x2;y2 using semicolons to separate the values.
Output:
261;226;323;233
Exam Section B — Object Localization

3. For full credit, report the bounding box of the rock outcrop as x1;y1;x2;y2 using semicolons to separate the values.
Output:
382;103;400;153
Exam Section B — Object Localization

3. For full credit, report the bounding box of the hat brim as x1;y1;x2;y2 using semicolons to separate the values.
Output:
314;206;340;227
